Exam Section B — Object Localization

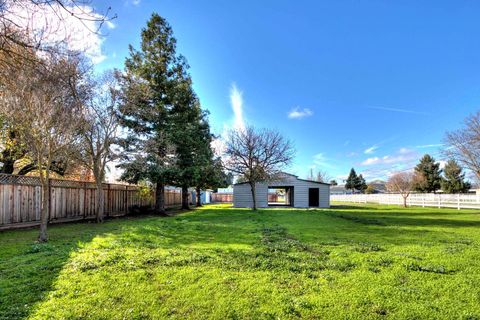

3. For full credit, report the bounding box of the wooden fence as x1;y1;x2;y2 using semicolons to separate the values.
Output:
0;173;183;229
211;193;233;203
331;193;480;210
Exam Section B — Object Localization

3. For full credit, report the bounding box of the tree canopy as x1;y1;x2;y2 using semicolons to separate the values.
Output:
225;126;294;210
444;111;480;183
441;159;471;193
117;13;192;214
117;13;225;212
356;174;368;193
345;168;359;193
413;154;442;193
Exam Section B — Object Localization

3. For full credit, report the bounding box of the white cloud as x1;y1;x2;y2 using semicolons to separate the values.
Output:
358;147;422;180
105;160;122;183
438;160;447;170
361;148;417;166
230;83;245;131
415;143;443;149
4;1;114;64
288;107;313;119
367;106;429;115
211;137;226;158
364;145;378;154
132;0;141;5
210;83;246;159
312;153;335;169
362;157;381;165
362;136;400;155
360;166;415;181
399;147;413;154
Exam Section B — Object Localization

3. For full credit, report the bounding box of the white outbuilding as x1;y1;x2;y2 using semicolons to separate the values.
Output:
233;172;330;208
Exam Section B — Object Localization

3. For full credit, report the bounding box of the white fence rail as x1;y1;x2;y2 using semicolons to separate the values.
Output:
331;193;480;210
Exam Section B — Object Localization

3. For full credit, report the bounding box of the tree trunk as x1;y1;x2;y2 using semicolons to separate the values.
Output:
250;182;257;210
38;177;50;242
403;196;407;208
155;182;166;215
95;180;104;223
181;186;189;210
196;186;202;207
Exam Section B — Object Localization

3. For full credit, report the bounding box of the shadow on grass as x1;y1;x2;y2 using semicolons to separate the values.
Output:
325;208;480;228
0;221;133;319
0;219;161;317
98;206;476;251
1;205;478;319
0;208;264;319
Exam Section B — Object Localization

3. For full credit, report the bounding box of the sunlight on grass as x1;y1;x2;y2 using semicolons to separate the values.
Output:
1;204;480;319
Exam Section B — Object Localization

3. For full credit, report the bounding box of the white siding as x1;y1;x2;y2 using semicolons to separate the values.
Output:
233;182;268;208
233;174;330;208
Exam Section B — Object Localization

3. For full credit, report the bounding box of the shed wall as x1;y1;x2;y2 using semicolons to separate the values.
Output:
233;175;330;208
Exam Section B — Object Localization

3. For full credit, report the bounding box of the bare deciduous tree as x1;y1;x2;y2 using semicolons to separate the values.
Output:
308;168;331;183
78;71;119;223
0;53;85;242
0;0;115;60
224;126;295;210
444;111;480;183
386;172;417;208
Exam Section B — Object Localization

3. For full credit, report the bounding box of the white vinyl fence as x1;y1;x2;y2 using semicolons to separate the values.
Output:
331;193;480;210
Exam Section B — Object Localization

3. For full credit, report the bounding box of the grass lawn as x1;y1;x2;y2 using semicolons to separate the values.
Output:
1;203;480;319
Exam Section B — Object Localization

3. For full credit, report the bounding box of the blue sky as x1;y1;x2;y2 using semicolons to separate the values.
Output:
92;0;479;182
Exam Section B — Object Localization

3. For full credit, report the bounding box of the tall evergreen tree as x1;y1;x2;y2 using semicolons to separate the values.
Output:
169;95;213;209
194;157;231;207
356;174;368;193
345;168;359;194
413;154;442;193
185;109;231;207
117;13;190;214
441;159;471;193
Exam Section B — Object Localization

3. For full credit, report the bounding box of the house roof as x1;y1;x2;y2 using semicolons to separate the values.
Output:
233;172;330;186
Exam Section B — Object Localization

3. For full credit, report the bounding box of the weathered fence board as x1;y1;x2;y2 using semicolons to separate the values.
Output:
0;173;184;229
211;193;233;203
331;193;480;210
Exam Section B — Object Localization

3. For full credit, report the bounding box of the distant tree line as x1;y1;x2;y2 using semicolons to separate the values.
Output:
344;153;471;197
411;154;470;194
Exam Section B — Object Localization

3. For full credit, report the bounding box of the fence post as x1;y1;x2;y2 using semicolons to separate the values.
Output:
438;194;441;208
422;195;425;208
125;185;128;215
83;182;87;218
457;194;460;210
107;184;111;217
48;179;52;222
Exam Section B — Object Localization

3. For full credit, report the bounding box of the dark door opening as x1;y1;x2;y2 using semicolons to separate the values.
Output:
308;188;319;207
268;186;294;206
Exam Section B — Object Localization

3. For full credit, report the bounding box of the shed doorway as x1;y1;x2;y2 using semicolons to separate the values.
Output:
308;188;319;207
268;187;294;206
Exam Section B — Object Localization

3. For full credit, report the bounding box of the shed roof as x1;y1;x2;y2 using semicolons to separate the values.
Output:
233;172;330;186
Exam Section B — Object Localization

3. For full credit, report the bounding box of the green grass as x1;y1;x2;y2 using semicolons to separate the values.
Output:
1;203;480;319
